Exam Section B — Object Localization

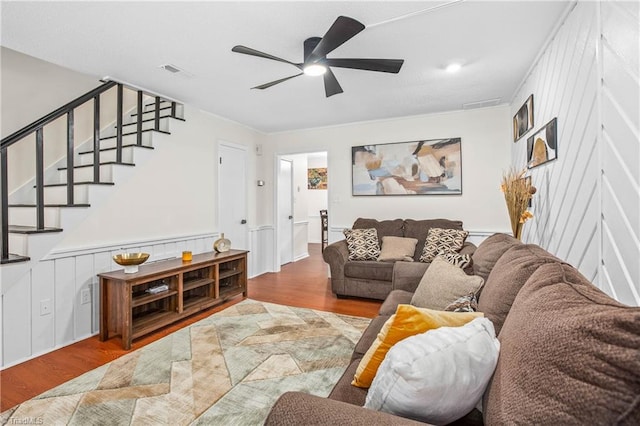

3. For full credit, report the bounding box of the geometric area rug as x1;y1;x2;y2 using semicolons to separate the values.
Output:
1;299;370;425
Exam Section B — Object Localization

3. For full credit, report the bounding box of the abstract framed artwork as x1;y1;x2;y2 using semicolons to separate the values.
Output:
352;138;462;196
308;168;327;189
527;117;558;169
513;94;534;142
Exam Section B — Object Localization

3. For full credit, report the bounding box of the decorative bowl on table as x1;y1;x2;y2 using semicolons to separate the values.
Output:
113;253;150;274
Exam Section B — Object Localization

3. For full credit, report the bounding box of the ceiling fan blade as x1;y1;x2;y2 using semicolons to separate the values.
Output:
325;58;404;73
251;73;303;90
232;45;302;69
323;68;343;97
307;16;365;63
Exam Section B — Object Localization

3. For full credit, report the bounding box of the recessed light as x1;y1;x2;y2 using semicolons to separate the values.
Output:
446;63;462;73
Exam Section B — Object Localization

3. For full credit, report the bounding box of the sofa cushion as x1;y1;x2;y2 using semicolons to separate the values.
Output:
404;218;464;261
353;315;390;358
328;358;369;406
344;261;394;282
344;228;380;261
378;236;418;262
365;318;500;425
391;262;430;293
472;233;522;282
411;257;484;310
419;227;469;262
379;290;414;316
353;218;404;248
477;244;560;336
483;263;640;425
352;305;482;388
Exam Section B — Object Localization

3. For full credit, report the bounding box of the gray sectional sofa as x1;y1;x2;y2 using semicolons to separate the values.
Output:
323;218;476;300
266;233;640;425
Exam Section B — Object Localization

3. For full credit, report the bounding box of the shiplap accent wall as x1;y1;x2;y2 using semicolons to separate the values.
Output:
512;1;639;305
1;229;273;368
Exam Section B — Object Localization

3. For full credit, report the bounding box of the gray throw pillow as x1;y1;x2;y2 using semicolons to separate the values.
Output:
411;257;484;310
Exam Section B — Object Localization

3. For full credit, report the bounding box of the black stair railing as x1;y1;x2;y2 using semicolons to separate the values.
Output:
0;80;181;263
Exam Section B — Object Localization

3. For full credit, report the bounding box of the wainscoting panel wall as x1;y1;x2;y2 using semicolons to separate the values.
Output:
511;1;639;305
1;233;220;368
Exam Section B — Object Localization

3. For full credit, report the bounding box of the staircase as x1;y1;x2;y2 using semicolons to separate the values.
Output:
0;81;184;289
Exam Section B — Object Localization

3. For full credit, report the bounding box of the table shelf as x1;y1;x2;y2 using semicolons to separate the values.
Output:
99;250;248;349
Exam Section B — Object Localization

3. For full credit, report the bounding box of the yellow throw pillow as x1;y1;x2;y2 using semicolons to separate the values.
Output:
352;304;483;388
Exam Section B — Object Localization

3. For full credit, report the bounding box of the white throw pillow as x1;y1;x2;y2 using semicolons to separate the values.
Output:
364;317;500;425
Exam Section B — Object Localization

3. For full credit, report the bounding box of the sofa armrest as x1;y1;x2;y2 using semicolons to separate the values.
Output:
392;262;429;293
323;240;349;295
460;242;477;256
265;391;426;425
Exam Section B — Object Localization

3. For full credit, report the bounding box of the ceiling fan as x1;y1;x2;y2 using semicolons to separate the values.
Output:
231;16;404;97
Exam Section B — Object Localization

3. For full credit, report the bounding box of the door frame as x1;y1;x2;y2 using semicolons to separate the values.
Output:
274;157;294;272
217;140;248;250
273;151;329;272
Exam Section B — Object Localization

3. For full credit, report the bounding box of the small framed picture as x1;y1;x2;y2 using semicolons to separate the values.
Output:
527;117;558;169
513;94;534;142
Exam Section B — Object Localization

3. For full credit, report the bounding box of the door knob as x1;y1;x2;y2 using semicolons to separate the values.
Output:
288;215;293;219
240;219;247;224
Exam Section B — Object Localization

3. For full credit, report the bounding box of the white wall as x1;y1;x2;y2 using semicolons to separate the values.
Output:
261;106;513;244
511;1;639;305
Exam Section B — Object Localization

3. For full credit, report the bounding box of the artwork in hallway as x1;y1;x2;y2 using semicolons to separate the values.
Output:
513;94;534;142
308;168;328;189
527;117;558;169
352;138;462;196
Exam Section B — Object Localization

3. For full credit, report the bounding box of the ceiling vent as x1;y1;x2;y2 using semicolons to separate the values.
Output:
158;64;193;78
160;63;182;73
463;98;502;110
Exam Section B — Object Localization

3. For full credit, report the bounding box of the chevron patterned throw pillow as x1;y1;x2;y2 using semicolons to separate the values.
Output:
344;228;380;261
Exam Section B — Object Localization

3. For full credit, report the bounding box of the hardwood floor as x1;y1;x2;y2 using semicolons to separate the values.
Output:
0;244;381;412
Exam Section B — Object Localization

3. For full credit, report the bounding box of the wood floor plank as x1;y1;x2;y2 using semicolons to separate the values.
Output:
0;244;381;411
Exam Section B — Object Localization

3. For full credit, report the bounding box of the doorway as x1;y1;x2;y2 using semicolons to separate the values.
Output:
275;152;328;270
218;141;248;250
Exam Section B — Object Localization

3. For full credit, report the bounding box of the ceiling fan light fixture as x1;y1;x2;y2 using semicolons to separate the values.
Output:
446;63;462;73
303;64;327;76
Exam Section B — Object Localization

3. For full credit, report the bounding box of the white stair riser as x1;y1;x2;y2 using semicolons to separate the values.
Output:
101;117;171;138
44;185;89;205
78;148;135;165
97;132;153;150
8;234;28;256
9;207;61;228
57;165;113;183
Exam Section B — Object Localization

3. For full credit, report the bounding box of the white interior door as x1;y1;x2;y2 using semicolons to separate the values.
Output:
278;159;293;265
218;142;248;250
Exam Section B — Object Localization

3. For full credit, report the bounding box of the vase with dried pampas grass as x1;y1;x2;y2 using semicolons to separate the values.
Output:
501;168;536;240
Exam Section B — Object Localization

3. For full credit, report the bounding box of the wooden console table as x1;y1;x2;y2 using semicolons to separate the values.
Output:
99;250;248;349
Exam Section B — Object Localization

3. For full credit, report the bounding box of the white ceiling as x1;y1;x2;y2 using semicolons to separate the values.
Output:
1;1;571;133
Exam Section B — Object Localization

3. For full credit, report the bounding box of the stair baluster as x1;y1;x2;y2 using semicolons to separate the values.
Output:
1;147;8;259
66;110;75;204
154;96;160;131
136;91;143;146
35;128;45;230
93;94;101;183
116;83;123;163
